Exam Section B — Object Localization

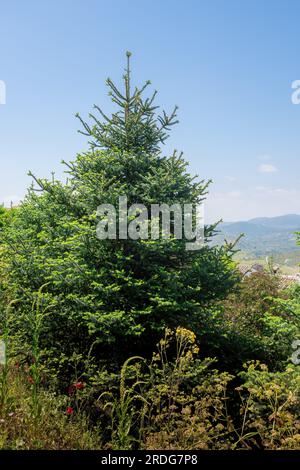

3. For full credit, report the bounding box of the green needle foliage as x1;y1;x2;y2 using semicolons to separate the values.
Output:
76;51;178;153
0;53;238;375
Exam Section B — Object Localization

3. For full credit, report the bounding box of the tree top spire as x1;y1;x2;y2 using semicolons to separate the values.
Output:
76;52;178;153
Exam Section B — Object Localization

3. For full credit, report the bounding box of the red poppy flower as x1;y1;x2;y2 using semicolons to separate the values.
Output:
27;376;34;384
74;381;85;390
66;406;74;415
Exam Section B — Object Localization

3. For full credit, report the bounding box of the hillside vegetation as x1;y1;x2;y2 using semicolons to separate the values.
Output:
0;56;299;450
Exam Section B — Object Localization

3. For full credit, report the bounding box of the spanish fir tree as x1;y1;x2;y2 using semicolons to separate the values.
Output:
0;53;238;372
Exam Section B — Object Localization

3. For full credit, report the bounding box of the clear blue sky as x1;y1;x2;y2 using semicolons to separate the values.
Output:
1;0;300;222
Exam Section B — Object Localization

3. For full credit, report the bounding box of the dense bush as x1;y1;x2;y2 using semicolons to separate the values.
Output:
95;328;300;450
1;327;298;450
236;361;300;450
218;274;300;369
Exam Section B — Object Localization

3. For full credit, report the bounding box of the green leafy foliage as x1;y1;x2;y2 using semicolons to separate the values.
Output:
209;273;300;370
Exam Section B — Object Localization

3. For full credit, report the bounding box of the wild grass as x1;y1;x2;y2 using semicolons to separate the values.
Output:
0;366;101;449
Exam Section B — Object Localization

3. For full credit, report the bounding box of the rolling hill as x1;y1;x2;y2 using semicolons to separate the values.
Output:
214;214;300;264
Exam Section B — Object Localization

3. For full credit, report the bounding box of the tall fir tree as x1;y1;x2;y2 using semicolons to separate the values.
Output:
0;53;238;372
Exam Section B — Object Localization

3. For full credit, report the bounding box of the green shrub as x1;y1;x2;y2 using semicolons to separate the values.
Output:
236;361;300;450
215;273;300;369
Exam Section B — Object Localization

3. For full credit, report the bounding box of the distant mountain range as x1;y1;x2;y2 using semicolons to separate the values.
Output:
214;214;300;257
